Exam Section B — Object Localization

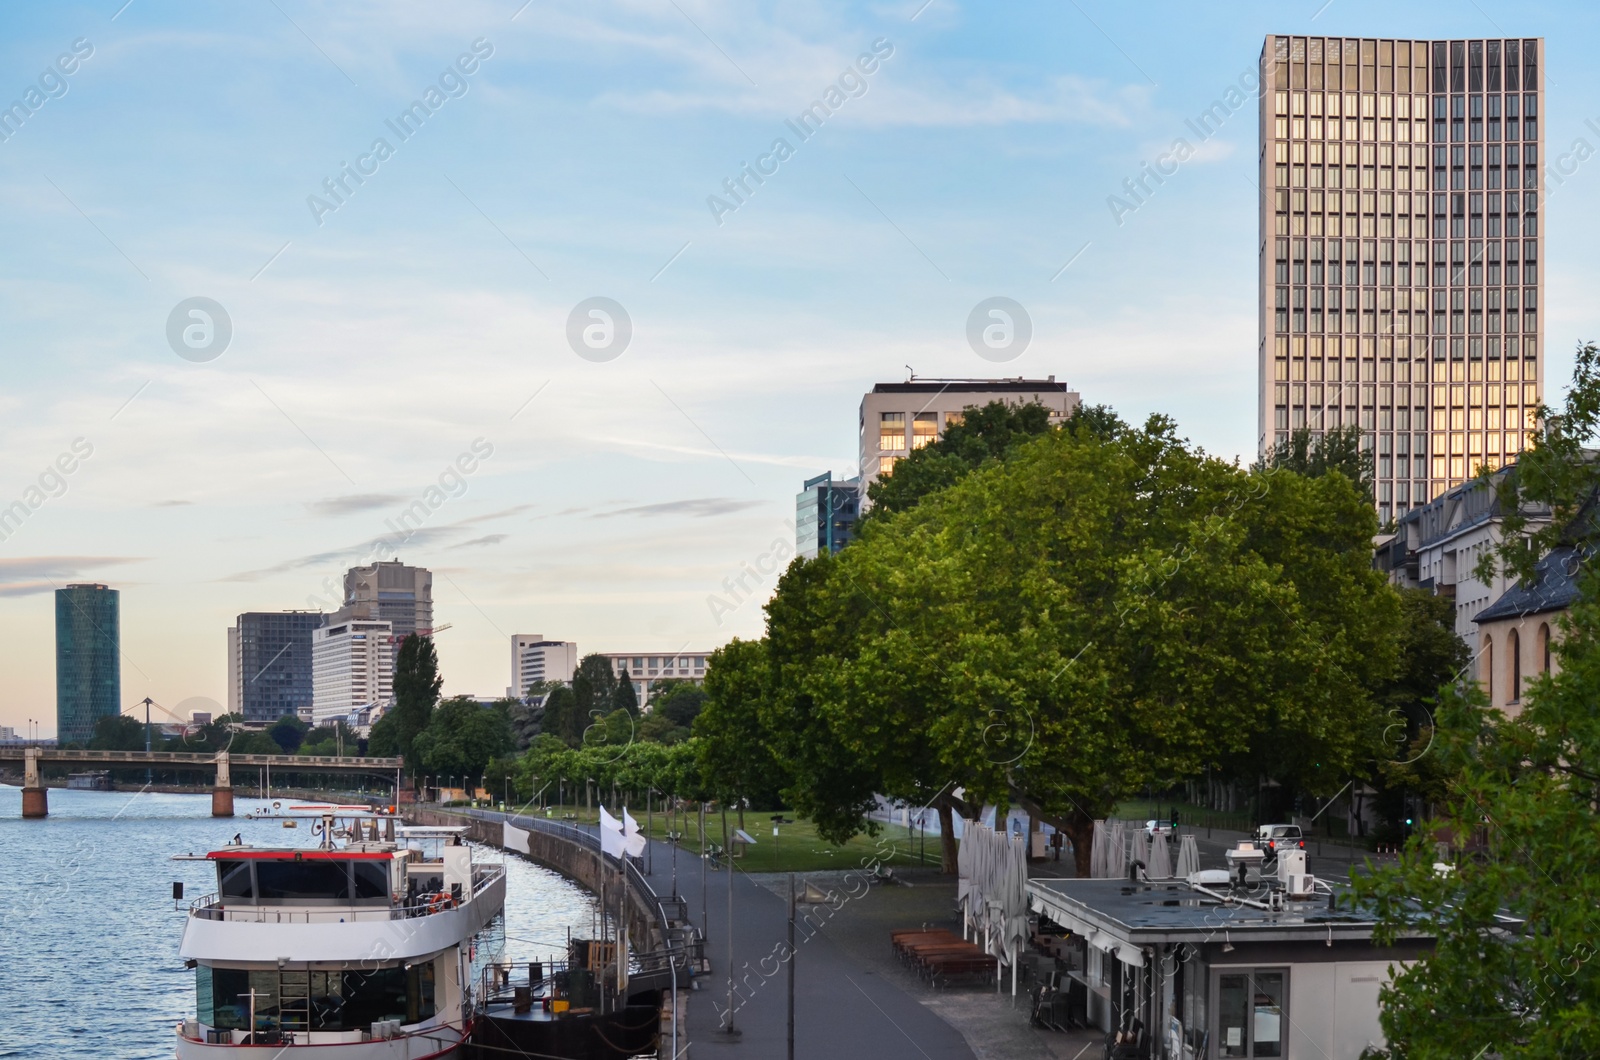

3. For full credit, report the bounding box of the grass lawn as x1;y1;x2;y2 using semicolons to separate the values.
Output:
488;801;946;874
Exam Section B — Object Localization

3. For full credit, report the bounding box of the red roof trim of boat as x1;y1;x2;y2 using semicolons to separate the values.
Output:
205;849;395;860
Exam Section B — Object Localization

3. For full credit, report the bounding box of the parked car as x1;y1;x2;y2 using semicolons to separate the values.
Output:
1255;823;1305;861
1144;820;1175;839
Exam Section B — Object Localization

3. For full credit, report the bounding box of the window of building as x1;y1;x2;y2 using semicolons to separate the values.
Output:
1507;628;1521;703
1539;622;1551;674
1215;968;1287;1057
1482;638;1494;702
912;413;938;449
879;412;906;452
879;455;899;477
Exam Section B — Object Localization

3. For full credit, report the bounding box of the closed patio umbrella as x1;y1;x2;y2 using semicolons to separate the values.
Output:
1175;833;1201;879
1106;821;1127;880
1089;820;1107;878
1147;830;1172;879
1130;829;1150;879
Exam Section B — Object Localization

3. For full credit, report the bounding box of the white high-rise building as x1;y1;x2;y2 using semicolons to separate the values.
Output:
311;618;394;725
508;634;578;699
601;651;710;709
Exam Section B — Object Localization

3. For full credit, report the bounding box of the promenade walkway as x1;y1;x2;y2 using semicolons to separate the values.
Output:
484;809;978;1059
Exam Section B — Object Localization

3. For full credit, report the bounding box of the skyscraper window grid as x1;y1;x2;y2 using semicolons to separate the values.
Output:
1258;36;1543;526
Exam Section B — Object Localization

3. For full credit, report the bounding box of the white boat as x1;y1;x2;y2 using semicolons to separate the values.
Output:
173;812;506;1058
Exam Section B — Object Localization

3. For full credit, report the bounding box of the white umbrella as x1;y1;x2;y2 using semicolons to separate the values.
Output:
1106;821;1127;880
1089;820;1107;878
1147;830;1172;879
1130;829;1150;880
1175;833;1201;879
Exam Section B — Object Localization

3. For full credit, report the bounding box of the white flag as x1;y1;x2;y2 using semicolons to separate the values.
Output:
599;805;625;859
623;810;646;858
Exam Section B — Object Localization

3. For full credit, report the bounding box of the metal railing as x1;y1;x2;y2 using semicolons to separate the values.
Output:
186;865;507;922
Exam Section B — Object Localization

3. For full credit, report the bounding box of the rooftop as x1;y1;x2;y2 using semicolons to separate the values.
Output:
1475;543;1591;623
1027;877;1438;946
868;377;1071;395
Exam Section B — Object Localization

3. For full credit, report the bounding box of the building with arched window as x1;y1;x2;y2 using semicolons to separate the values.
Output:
1473;543;1583;715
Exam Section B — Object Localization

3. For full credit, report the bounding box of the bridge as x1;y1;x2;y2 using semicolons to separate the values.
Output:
0;746;403;819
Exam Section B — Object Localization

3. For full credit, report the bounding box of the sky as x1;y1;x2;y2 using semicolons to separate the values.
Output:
3;0;1599;736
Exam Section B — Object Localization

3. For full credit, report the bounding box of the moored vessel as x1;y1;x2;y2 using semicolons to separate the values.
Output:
173;810;506;1058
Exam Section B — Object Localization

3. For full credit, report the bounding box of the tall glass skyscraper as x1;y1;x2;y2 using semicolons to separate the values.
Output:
1259;36;1544;525
55;583;120;745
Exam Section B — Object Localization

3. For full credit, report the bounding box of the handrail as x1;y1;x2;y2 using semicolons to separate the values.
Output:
188;865;506;922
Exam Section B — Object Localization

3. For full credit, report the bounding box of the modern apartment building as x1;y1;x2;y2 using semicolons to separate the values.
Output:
55;583;120;746
1259;35;1544;525
227;611;321;723
857;377;1080;498
796;472;861;559
310;618;394;726
508;634;579;698
600;651;709;709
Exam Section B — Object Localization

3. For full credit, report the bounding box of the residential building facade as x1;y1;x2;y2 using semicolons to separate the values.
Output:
55;583;120;746
1472;544;1576;718
1259;35;1545;526
601;651;709;709
1374;464;1549;653
509;634;579;698
857;377;1079;498
227;611;322;723
310;618;394;726
795;472;861;559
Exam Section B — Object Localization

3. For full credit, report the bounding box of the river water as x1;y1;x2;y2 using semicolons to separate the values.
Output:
0;786;599;1059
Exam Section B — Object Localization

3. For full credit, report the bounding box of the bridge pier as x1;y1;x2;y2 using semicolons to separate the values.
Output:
212;751;233;818
21;747;46;818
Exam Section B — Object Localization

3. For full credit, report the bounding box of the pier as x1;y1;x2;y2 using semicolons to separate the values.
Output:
0;746;402;818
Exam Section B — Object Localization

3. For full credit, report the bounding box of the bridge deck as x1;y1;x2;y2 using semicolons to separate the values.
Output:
0;748;401;773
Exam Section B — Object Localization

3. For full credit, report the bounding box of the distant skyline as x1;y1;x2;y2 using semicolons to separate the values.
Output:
4;2;1600;735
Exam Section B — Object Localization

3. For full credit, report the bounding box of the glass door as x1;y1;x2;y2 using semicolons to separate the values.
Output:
1212;969;1287;1058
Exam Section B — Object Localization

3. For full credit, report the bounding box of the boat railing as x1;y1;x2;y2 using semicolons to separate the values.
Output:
187;864;506;923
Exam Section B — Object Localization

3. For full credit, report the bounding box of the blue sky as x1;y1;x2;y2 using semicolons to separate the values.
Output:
2;1;1597;734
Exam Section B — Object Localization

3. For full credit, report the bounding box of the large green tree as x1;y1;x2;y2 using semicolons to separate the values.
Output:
1355;575;1600;1058
89;714;149;751
368;634;441;777
693;639;787;826
413;696;514;783
742;414;1401;874
570;654;619;738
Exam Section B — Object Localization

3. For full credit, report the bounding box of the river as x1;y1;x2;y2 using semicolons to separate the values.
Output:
0;785;600;1059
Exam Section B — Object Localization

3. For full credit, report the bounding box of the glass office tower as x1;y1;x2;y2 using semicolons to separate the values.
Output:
1259;36;1544;525
55;583;121;745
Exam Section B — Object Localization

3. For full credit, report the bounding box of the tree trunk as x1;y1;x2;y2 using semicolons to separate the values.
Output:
937;798;959;875
1063;812;1095;878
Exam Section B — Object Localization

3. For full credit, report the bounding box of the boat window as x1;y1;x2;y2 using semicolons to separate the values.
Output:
353;861;390;900
196;964;434;1032
255;860;350;901
217;860;253;901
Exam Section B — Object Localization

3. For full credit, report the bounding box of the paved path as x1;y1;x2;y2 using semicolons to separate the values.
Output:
646;835;977;1060
486;810;977;1060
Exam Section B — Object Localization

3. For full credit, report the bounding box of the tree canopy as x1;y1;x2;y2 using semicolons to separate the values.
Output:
710;414;1402;873
1356;573;1600;1058
368;634;440;772
1257;423;1375;501
864;399;1085;518
412;695;514;781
